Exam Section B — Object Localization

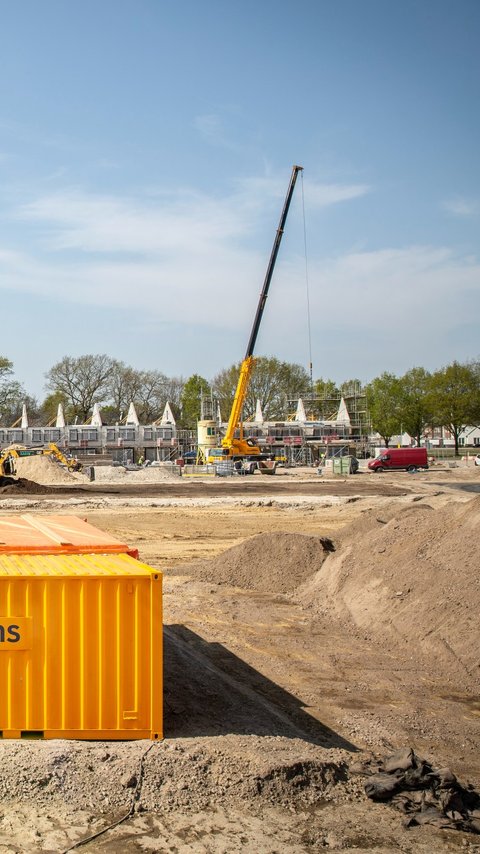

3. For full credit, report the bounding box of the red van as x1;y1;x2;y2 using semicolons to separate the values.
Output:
368;447;428;473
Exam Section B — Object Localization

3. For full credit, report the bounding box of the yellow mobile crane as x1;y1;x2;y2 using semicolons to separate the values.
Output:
201;165;303;471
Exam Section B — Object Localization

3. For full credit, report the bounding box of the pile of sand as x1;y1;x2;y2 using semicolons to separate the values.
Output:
170;531;335;593
9;455;83;486
171;494;480;684
92;465;179;483
298;495;480;683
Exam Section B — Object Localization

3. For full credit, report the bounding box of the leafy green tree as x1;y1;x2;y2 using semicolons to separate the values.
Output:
310;378;340;420
398;367;433;446
45;354;116;422
428;361;480;455
314;378;340;398
180;374;211;429
213;357;311;422
366;372;403;447
39;391;73;425
339;378;363;396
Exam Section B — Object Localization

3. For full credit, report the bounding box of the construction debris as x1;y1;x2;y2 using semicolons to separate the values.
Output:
353;748;480;834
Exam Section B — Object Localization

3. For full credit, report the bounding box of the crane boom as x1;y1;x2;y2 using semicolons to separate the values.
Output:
222;165;303;455
244;164;303;360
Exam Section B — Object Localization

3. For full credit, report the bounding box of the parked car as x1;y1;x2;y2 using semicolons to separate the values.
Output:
474;454;480;467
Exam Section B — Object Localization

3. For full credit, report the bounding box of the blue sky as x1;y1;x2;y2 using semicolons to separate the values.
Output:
0;0;479;400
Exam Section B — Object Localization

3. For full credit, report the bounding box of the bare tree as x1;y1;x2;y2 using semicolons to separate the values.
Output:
45;355;116;423
107;362;144;422
135;370;170;422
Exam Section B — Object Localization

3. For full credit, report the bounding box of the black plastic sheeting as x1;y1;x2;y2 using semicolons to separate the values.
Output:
351;747;480;834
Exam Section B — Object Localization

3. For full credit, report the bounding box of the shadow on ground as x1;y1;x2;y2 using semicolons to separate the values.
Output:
164;624;357;751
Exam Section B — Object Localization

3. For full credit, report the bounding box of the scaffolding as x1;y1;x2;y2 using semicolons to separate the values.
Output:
287;383;371;440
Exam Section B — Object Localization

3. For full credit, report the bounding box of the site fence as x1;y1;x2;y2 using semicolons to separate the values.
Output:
182;464;217;478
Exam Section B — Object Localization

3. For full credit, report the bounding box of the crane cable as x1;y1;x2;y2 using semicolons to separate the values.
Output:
300;170;313;391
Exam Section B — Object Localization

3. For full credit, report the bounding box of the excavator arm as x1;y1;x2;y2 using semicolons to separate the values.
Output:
48;443;82;472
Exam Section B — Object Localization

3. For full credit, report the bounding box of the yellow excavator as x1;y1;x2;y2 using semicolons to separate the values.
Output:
202;165;303;471
0;443;82;477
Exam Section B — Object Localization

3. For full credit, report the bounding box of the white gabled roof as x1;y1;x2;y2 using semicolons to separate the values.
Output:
295;398;307;422
254;399;264;423
91;403;103;426
56;404;65;429
336;397;351;425
126;402;140;426
160;402;176;426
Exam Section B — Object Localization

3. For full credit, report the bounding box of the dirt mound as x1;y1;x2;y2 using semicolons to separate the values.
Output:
0;736;349;816
93;465;178;483
334;498;436;545
0;477;59;494
298;495;480;685
169;531;335;593
10;455;82;485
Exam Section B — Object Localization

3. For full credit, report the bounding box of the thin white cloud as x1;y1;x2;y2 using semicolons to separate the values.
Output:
14;171;368;256
256;244;480;381
234;173;370;209
193;113;225;144
442;196;479;217
305;182;370;207
16;188;251;253
1;236;478;338
3;180;478;379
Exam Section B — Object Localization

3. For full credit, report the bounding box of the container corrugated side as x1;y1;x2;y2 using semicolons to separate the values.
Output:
0;514;138;558
0;553;162;740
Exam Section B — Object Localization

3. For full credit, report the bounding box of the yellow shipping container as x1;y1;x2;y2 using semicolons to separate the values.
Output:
0;552;162;740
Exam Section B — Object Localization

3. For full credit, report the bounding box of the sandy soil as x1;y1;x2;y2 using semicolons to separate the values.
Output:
0;461;478;852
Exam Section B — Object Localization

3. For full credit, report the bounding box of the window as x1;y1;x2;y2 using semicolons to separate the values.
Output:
156;429;173;440
119;428;135;441
69;429;79;442
32;429;42;442
77;429;98;442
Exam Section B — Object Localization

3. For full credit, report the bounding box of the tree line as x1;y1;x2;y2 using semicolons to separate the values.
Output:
0;354;479;454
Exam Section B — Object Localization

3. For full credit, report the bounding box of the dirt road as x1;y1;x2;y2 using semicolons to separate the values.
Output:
0;465;478;852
